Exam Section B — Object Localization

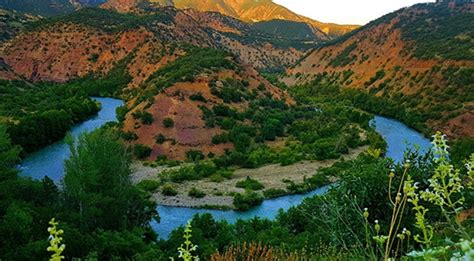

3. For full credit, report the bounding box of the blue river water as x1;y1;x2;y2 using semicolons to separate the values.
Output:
19;99;432;238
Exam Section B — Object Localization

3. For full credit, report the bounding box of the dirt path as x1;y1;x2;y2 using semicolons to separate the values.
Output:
131;146;368;209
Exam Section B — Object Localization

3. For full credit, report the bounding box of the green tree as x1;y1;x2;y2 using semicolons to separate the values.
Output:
163;118;175;128
63;129;158;232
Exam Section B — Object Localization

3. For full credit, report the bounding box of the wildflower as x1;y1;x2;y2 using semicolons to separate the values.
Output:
389;170;395;179
47;218;65;261
363;208;369;219
374;220;380;234
395;193;402;203
404;159;411;169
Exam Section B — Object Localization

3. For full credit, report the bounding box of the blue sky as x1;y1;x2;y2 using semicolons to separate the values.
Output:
273;0;435;25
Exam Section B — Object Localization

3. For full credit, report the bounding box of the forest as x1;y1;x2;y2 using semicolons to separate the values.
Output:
0;52;132;154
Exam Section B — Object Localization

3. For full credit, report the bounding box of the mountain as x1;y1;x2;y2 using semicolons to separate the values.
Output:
253;19;320;41
0;7;296;159
171;0;358;38
0;6;306;82
0;0;75;16
121;47;292;160
285;3;474;138
70;0;108;7
101;0;357;40
0;8;39;42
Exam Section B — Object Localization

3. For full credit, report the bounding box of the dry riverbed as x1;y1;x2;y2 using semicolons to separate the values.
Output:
131;146;368;209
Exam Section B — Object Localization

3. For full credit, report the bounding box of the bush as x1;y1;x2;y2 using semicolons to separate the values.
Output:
188;188;206;198
263;188;287;199
133;144;152;159
137;180;161;193
133;110;154;125
121;131;138;141
236;177;264;191
233;191;264;211
155;134;166;144
162;184;178;196
190;92;207;102
186;150;205;161
163;118;174;128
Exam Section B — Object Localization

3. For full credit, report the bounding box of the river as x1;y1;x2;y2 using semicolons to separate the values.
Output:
18;98;432;239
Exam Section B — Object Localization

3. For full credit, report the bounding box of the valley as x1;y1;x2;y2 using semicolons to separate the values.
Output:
0;0;472;260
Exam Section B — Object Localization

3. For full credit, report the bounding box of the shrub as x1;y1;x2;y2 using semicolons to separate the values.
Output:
155;134;166;144
186;150;205;161
236;177;264;191
137;180;161;193
188;188;206;198
233;191;264;211
263;188;287;199
163;118;174;128
190;92;207;102
133;144;152;159
162;184;178;196
208;170;233;182
121;131;138;141
133;110;154;125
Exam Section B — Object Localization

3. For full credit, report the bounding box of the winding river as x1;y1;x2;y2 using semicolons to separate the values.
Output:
19;98;432;239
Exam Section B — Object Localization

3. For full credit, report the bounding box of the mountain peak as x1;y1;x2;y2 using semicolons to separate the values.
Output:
100;0;358;37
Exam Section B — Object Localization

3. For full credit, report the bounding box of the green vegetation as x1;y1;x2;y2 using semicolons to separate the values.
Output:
133;144;152;159
236;177;265;191
253;19;316;41
0;128;159;259
188;188;206;199
0;80;100;154
189;92;207;102
329;42;358;67
133;110;154;125
263;188;287;198
159;161;227;183
163;118;175;128
0;0;74;17
291;72;431;134
29;7;173;33
201;91;380;170
396;4;474;60
159;134;473;260
162;183;178;196
146;48;237;90
137;179;161;193
233;191;264;211
0;52;132;154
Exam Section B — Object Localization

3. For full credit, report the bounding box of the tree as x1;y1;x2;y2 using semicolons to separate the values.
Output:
63;129;158;233
163;118;175;128
0;125;21;180
134;144;152;159
0;125;55;260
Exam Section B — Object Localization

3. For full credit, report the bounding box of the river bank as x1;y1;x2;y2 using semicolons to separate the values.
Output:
131;145;368;209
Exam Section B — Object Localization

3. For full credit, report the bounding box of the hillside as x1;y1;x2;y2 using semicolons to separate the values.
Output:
171;0;358;38
0;6;305;82
0;8;39;42
285;3;474;138
120;47;294;160
0;7;297;158
70;0;108;7
0;0;75;16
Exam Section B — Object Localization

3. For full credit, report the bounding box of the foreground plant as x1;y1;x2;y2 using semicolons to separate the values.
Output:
47;218;65;261
171;221;199;261
364;132;473;260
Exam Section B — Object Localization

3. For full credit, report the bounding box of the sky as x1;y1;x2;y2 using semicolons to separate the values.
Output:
273;0;435;25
